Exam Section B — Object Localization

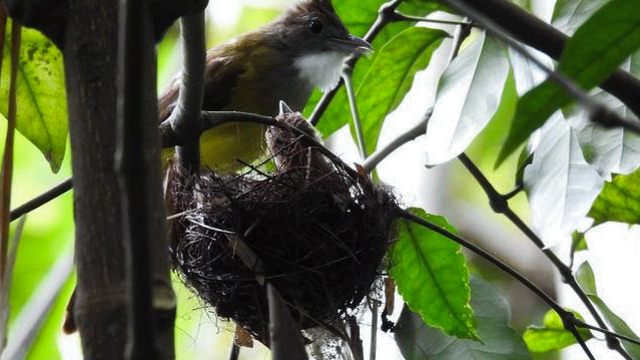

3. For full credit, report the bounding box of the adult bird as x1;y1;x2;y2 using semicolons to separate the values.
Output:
158;0;371;171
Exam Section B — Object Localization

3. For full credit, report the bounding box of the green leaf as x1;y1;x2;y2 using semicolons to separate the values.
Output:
576;261;640;359
522;115;603;242
395;276;531;360
588;167;640;225
352;27;446;152
305;0;445;139
425;32;510;164
1;22;68;173
552;0;609;36
389;208;477;340
496;0;640;167
569;52;640;178
523;309;592;353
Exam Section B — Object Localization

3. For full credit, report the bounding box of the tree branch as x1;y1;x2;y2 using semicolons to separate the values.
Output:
362;108;431;173
438;0;640;135
457;152;631;359
10;177;72;222
397;208;596;360
166;12;206;170
437;0;640;120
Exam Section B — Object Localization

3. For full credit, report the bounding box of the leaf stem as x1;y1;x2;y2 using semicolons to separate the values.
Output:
391;12;473;28
574;319;640;347
343;65;368;159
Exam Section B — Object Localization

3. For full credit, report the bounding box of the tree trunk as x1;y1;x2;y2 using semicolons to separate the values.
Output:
63;0;175;358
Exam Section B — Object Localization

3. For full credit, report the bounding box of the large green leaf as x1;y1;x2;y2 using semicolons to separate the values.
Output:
1;22;67;173
395;276;531;360
389;208;477;340
523;309;592;353
425;32;510;165
496;0;640;167
352;27;446;153
523;114;603;242
305;0;446;139
588;167;640;225
576;261;640;359
552;0;609;36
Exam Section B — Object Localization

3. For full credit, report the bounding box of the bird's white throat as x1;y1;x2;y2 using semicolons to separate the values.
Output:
294;52;349;93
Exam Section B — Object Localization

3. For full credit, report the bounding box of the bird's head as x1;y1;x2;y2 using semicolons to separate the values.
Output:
265;0;372;92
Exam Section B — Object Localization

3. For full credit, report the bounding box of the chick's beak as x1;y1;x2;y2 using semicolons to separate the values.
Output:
330;34;372;55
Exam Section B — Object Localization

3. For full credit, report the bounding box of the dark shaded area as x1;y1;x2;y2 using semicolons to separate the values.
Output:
2;0;207;47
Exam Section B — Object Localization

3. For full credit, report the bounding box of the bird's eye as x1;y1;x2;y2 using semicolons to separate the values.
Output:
308;20;323;34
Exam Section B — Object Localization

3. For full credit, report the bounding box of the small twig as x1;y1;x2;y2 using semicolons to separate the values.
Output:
457;152;629;358
573;319;640;347
343;65;368;159
438;0;640;135
10;178;73;221
501;184;523;201
398;208;596;359
0;20;21;281
391;12;473;28
310;0;406;126
362;108;432;173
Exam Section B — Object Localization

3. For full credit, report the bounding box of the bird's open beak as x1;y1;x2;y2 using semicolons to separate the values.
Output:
330;34;372;55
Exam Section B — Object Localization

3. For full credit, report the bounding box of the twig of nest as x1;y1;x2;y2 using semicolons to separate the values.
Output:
167;108;398;346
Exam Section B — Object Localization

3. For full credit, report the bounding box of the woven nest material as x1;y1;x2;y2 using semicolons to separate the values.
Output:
167;112;398;343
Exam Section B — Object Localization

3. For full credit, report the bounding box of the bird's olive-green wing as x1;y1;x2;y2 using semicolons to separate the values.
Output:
158;49;246;121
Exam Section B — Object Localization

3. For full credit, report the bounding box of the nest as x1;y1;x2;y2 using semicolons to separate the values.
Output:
167;112;398;344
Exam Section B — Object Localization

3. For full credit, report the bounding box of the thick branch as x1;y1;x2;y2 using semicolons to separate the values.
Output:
2;0;206;48
438;0;640;120
167;12;205;170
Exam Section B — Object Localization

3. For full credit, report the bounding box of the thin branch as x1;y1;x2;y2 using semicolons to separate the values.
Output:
391;12;473;28
438;0;640;135
310;0;405;126
457;152;630;359
438;0;640;120
343;65;368;158
397;208;596;359
574;319;640;347
362;108;432;173
0;20;20;281
167;13;206;170
10;177;73;221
